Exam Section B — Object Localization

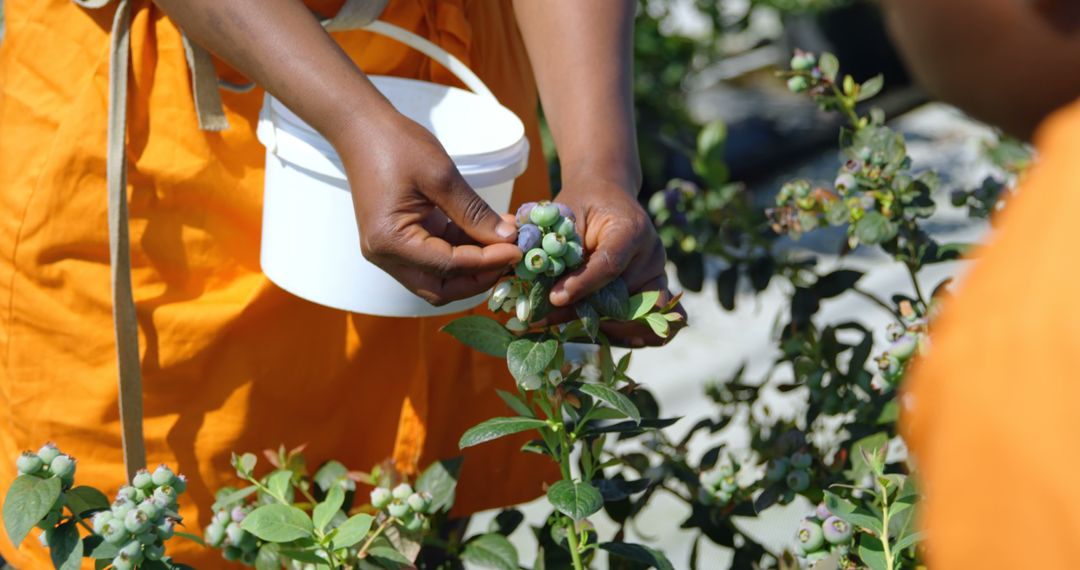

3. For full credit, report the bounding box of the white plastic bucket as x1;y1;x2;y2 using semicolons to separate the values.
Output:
256;21;529;317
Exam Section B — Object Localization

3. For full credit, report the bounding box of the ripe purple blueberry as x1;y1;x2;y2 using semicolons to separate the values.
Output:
515;202;537;226
517;223;541;251
555;202;575;222
823;516;853;544
816;502;831;521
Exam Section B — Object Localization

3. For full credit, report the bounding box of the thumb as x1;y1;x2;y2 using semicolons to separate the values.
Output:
424;171;517;245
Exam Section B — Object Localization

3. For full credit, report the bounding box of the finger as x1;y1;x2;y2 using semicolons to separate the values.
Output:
391;265;506;306
549;235;637;307
422;171;517;245
373;222;522;278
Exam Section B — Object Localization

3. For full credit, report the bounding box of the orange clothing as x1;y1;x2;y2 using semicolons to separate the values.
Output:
0;0;556;567
904;97;1080;569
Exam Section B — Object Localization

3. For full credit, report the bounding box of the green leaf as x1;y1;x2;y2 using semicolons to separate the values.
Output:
848;432;889;481
627;291;661;321
240;504;313;543
546;480;602;521
86;536;118;559
824;491;883;535
819;52;839;82
313;485;344;534
506;338;558;383
853;211;897;245
600;542;675;570
330;513;373;548
574;302;600;341
893;530;924;552
235;452;257;476
857;536;890;570
278;547;328;565
174;531;206;545
210;485;258;512
3;474;62;546
48;520;83;570
527;280;553;323
578;384;640;424
459;417;548;449
314;460;355;496
496;389;534;418
461;533;519;570
813;270;863;299
857;74;884;102
643;313;670;338
369;544;412;566
266;470;293;503
255;544;284;570
415;457;463;514
589;279;631;320
715;265;738;311
64;486;109;518
442;316;514;358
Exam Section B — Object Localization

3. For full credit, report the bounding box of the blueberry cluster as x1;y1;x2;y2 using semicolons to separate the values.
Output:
698;461;740;505
876;306;927;384
796;502;854;565
17;444;76;533
369;482;432;533
764;451;813;492
90;465;187;570
205;488;259;565
488;201;584;331
786;50;818;93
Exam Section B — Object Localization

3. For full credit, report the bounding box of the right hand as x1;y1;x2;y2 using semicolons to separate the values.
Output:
332;110;522;306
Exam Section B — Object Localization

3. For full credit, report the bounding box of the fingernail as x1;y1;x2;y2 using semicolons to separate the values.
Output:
550;290;569;306
496;222;517;239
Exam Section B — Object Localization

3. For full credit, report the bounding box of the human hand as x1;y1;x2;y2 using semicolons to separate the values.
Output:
333;112;522;306
548;174;685;346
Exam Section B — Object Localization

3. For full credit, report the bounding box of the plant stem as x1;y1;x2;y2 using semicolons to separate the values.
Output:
358;516;396;558
564;517;586;570
878;478;894;570
851;286;904;324
904;262;927;309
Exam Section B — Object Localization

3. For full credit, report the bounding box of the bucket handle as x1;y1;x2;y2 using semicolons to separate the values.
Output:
360;20;497;101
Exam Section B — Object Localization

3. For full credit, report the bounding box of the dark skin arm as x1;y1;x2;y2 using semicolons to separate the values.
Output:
883;0;1080;139
151;0;521;305
514;0;681;346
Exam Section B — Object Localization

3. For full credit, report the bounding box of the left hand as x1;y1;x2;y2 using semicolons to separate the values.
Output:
547;174;685;347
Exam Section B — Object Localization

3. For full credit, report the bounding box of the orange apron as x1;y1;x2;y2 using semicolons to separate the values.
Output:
904;98;1080;568
0;1;557;567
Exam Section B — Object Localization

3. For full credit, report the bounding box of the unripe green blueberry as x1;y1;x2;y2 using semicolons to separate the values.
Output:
890;335;918;361
791;53;816;71
787;76;809;93
387;502;410;519
796;519;825;552
524;248;549;273
133;488;148;503
834;172;857;192
152;485;177;507
137;531;156;545
505;317;528;333
172;474;187;494
407;492;432;514
514;261;538;281
518;374;543;391
790;451;812;469
112;553;135;570
237;529;259;553
93;512;113;535
370;487;392;509
111;497;135;519
542;232;566;257
103;521;128;545
786;469;811;492
529;203;560;228
49;454;75;479
403;513;423;532
205;522;226;548
391;483;413;501
151;464;175;487
554;217;576;239
564;240;583;268
823;516;853;544
720;479;738;494
132;469;153;490
116;485;138;502
17;451;44;475
124;509;150;534
225;521;245;546
546;256;565;277
36;443;61;465
515;295;532;323
137;500;162;521
765;458;789;482
816;502;831;521
546;369;563;385
213;509;230;526
120;540;143;562
155;518;175;540
144;541;165;561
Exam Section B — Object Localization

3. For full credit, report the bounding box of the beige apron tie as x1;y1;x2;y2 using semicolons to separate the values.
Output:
70;0;388;481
